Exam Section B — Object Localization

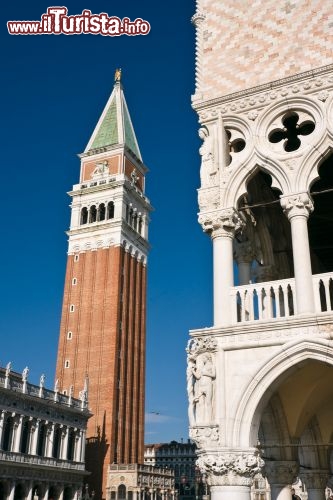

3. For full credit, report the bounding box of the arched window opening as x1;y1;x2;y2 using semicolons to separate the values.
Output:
14;484;25;500
98;203;106;221
132;212;138;231
37;423;46;457
2;416;13;451
89;205;97;223
63;487;73;500
80;207;88;225
107;201;115;219
309;153;333;274
52;427;61;459
129;207;134;226
138;217;143;235
67;429;75;461
20;420;29;453
118;485;126;500
237;169;292;285
0;482;9;500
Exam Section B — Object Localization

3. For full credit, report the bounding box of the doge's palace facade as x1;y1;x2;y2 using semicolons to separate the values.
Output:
188;2;333;500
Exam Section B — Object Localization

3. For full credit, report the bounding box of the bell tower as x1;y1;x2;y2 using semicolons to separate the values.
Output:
55;70;152;498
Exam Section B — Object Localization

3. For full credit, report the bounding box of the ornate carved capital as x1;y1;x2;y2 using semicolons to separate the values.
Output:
189;425;220;448
198;208;244;238
299;469;329;490
187;336;218;357
196;450;264;487
280;192;314;220
264;460;298;485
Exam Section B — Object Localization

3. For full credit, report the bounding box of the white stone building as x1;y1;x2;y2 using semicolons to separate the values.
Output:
144;440;204;500
106;463;175;500
188;1;333;500
0;364;91;500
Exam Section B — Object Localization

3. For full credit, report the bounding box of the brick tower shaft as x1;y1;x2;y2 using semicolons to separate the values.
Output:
55;72;152;499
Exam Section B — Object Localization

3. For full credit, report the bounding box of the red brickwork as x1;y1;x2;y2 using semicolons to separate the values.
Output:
56;246;146;497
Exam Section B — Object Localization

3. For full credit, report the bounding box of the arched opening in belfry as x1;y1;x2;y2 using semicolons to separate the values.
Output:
250;358;333;497
309;153;333;273
237;169;293;284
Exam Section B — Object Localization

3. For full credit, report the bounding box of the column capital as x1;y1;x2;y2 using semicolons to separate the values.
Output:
264;460;299;485
199;208;245;238
196;450;264;486
299;468;329;490
280;192;314;220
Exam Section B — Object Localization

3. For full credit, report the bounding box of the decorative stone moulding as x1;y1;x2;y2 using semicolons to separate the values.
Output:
189;425;220;448
196;451;264;486
194;67;333;117
327;94;333;137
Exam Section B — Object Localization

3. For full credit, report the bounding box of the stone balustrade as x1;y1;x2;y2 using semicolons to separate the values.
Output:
231;272;333;324
0;449;85;469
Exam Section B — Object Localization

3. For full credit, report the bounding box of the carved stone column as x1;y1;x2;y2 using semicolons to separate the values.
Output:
45;423;55;458
280;193;314;314
13;415;24;453
234;240;254;285
196;450;264;500
8;481;16;500
30;418;40;455
26;481;33;500
73;430;81;462
80;429;86;462
299;469;329;500
264;460;298;500
199;208;244;326
0;410;6;448
60;426;69;460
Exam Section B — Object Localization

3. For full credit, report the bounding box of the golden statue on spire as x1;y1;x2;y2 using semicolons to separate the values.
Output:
114;68;122;82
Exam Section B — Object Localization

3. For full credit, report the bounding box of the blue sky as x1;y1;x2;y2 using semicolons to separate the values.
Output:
1;0;213;444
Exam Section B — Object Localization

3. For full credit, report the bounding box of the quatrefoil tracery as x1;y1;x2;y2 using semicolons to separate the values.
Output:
268;111;315;152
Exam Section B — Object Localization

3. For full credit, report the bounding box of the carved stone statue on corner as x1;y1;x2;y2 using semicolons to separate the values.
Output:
192;353;216;424
199;128;218;188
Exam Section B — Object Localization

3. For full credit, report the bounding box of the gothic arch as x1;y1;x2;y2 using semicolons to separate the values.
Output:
233;338;333;449
224;153;290;208
295;139;333;192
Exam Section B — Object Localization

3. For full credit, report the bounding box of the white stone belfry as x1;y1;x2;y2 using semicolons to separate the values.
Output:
189;1;333;499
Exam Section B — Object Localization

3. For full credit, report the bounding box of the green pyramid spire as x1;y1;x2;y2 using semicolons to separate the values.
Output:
85;72;142;160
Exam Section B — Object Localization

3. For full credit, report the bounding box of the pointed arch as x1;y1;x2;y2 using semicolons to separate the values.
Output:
223;152;290;208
